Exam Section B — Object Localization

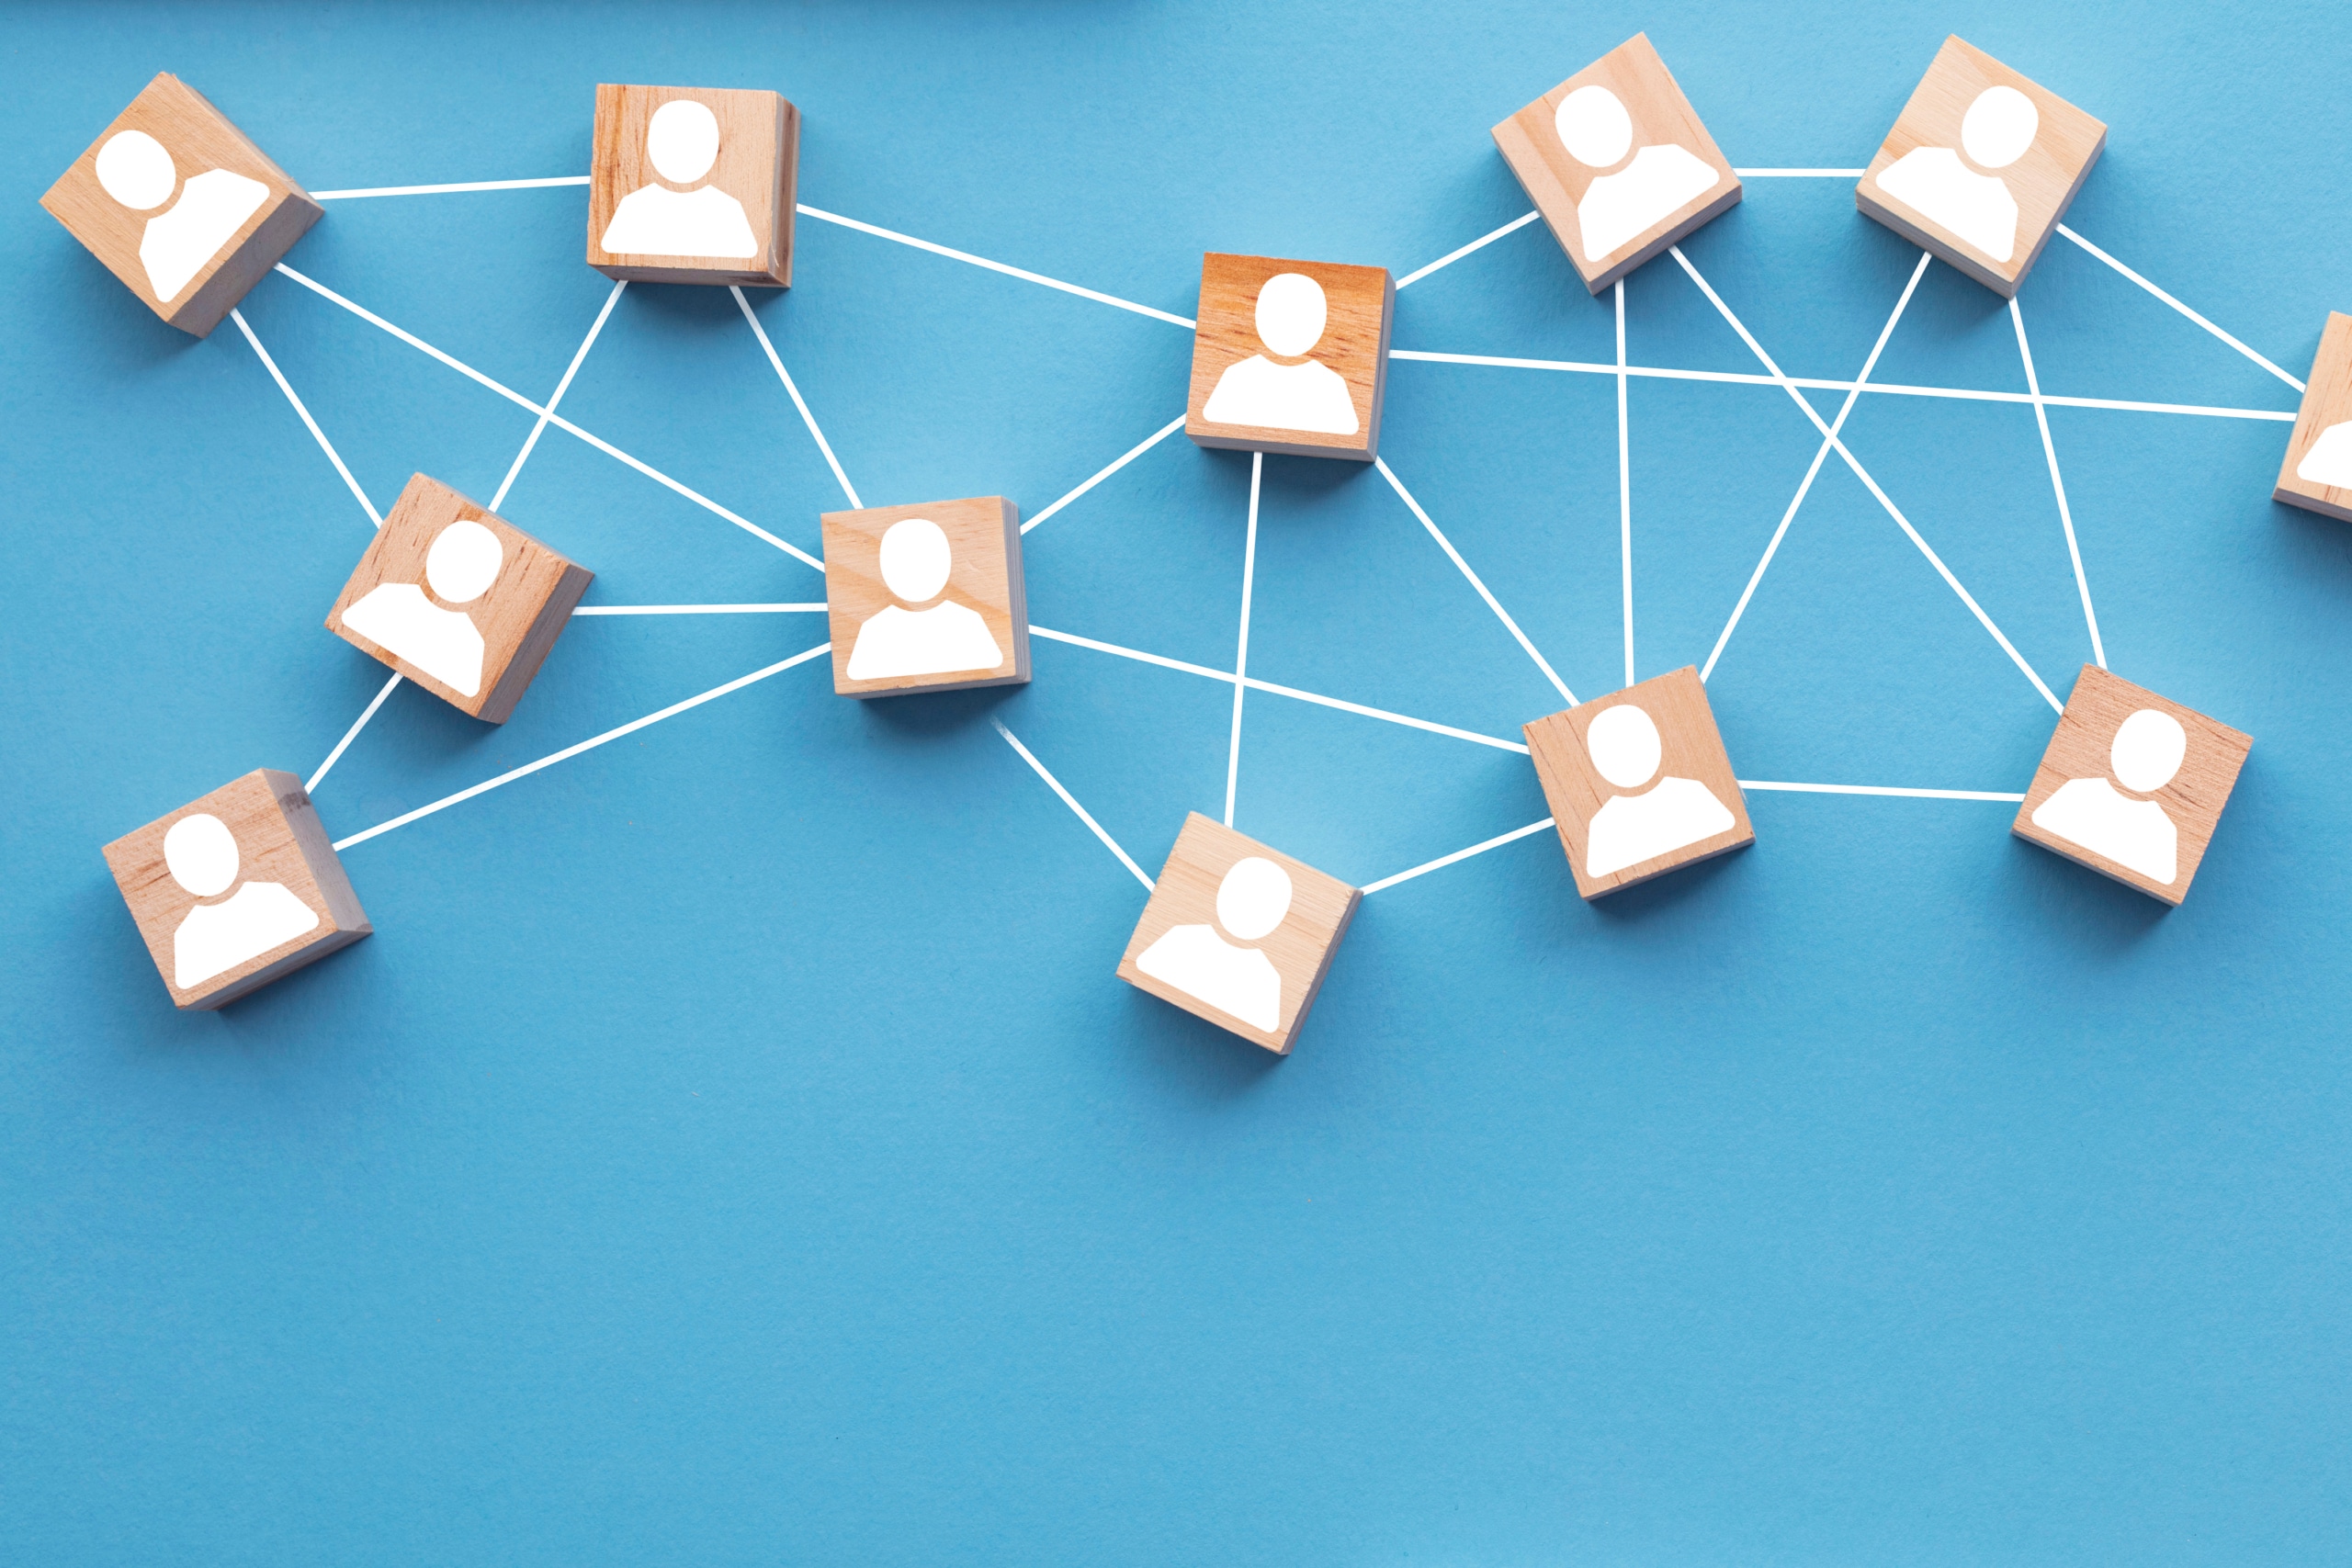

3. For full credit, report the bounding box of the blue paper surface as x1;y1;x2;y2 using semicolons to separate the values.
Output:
5;2;2351;1562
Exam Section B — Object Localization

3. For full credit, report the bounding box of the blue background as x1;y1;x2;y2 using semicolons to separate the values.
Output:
6;2;2350;1562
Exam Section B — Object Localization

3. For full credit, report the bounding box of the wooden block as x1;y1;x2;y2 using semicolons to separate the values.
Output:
1186;253;1394;461
2274;311;2352;522
1491;33;1742;295
39;73;322;337
820;495;1031;697
1856;36;2106;298
1523;666;1755;898
2012;665;2250;905
587;84;798;287
1116;814;1360;1054
326;474;593;724
102;770;369;1010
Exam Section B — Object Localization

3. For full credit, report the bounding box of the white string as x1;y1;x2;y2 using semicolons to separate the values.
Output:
492;277;626;511
311;175;592;199
573;604;829;615
1732;168;1868;177
992;718;1155;890
1022;414;1188;535
2056;223;2305;392
2011;296;2107;669
1396;209;1543;289
1374;457;1577;707
1739;780;2027;801
796;203;1196;329
306;672;401;794
1616;278;1634;688
732;286;863;509
1225;453;1261;827
1362;817;1556;895
228;308;381;527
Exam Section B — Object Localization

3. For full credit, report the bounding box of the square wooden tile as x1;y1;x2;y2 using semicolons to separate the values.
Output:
588;84;798;287
1491;33;1741;295
1857;36;2106;298
1186;253;1394;461
2012;665;2251;905
102;770;369;1010
40;72;322;337
326;473;594;724
2274;311;2352;522
820;495;1030;697
1116;813;1361;1054
1523;666;1755;899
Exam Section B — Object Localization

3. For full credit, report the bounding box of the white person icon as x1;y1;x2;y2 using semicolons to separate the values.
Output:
1135;855;1292;1032
162;811;320;990
598;98;758;258
93;127;267;304
339;518;501;698
1553;83;1720;264
844;517;1006;682
1873;83;2036;265
1201;271;1360;436
2029;707;2187;886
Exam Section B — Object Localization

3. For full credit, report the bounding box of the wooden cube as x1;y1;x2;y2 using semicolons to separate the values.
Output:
2012;665;2250;905
820;495;1030;697
40;73;322;337
102;770;369;1010
587;84;798;287
2274;311;2352;522
1491;33;1742;295
1116;813;1360;1055
1523;666;1755;898
1857;36;2106;298
327;474;593;724
1187;253;1394;461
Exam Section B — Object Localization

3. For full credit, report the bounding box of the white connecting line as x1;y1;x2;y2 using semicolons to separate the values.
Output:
230;307;382;527
1023;414;1188;535
732;286;863;509
991;718;1156;890
1616;278;1634;688
2012;296;2106;669
1226;454;1261;827
573;603;829;615
492;277;626;510
1375;457;1577;707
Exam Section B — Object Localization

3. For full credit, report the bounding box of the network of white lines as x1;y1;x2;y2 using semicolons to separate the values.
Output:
234;163;2303;904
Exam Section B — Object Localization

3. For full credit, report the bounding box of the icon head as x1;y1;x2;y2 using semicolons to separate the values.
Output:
1215;856;1293;942
1960;85;2038;170
1254;272;1328;358
164;812;240;899
877;518;953;604
2110;708;2187;794
1555;85;1634;170
424;519;503;605
1586;702;1663;790
645;98;722;186
96;129;177;211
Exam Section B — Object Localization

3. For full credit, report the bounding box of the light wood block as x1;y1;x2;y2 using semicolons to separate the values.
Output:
1186;253;1394;461
1856;36;2106;298
1116;813;1360;1055
820;495;1031;697
40;73;322;337
1491;33;1742;295
587;84;798;287
326;474;593;724
2274;311;2352;522
2012;665;2250;905
1523;666;1755;899
102;770;369;1010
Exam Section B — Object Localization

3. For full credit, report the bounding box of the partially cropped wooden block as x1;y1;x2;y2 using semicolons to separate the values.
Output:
327;473;593;723
1857;36;2105;298
40;73;322;337
2012;665;2249;905
103;770;369;1010
1524;666;1754;898
1492;33;1741;295
1187;253;1393;461
820;495;1030;697
2275;311;2352;522
588;84;798;287
1117;814;1359;1054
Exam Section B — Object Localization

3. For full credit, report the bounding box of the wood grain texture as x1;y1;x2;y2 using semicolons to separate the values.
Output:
1185;253;1394;460
586;84;797;286
2011;665;2251;905
39;72;321;337
1491;32;1741;295
1523;665;1755;899
2274;312;2352;522
1115;813;1360;1055
1855;36;2106;298
101;769;369;1010
326;473;593;724
820;495;1030;697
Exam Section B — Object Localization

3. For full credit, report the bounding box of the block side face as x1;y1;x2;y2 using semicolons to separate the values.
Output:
1114;813;1356;1052
1186;253;1391;458
477;562;594;724
2275;312;2352;515
267;770;370;935
1858;35;2106;293
820;497;1025;696
1521;666;1753;900
2012;664;2251;903
1490;32;1741;290
327;474;579;718
43;73;317;329
586;85;787;283
101;769;352;1007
